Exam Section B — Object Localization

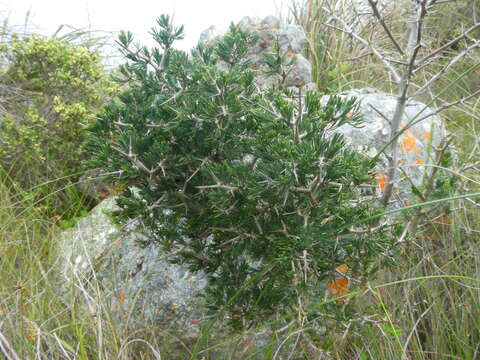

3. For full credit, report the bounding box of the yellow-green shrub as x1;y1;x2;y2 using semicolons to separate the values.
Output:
0;36;116;216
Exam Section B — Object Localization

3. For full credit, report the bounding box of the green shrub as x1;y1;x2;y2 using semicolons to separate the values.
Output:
0;35;116;216
85;16;393;329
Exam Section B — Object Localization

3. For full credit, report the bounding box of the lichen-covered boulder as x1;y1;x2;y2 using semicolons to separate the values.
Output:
57;198;295;354
58;195;326;357
58;197;207;336
323;88;446;207
199;15;314;90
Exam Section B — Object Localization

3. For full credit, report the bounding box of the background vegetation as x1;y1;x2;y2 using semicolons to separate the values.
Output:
0;0;479;358
0;34;116;219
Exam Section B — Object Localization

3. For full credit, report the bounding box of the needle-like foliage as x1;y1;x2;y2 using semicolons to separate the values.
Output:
84;15;393;329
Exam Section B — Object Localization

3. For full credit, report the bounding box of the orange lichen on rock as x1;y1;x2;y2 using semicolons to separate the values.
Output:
336;264;349;275
401;130;419;154
327;264;350;304
327;277;349;304
375;173;388;191
118;289;127;305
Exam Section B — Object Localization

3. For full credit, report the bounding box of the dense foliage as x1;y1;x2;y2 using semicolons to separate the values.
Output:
85;15;393;327
0;36;115;215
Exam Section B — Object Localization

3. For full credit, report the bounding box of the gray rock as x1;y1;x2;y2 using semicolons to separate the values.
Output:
198;25;223;45
59;197;207;336
260;15;281;30
324;88;446;207
282;24;307;53
284;53;312;87
200;16;311;89
57;198;296;353
238;16;261;30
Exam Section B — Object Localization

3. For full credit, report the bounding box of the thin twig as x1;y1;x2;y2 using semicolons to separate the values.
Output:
415;88;480;123
366;0;405;55
416;22;480;65
323;20;401;84
413;39;480;97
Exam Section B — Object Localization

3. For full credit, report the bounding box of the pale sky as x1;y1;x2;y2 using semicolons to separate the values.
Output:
0;0;291;53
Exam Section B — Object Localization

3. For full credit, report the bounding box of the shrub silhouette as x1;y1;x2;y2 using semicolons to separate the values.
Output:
85;15;394;329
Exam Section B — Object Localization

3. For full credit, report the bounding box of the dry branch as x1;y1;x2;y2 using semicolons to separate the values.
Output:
324;0;480;207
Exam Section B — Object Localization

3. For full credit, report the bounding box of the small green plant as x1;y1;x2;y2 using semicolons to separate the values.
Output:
0;35;116;216
85;15;393;330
